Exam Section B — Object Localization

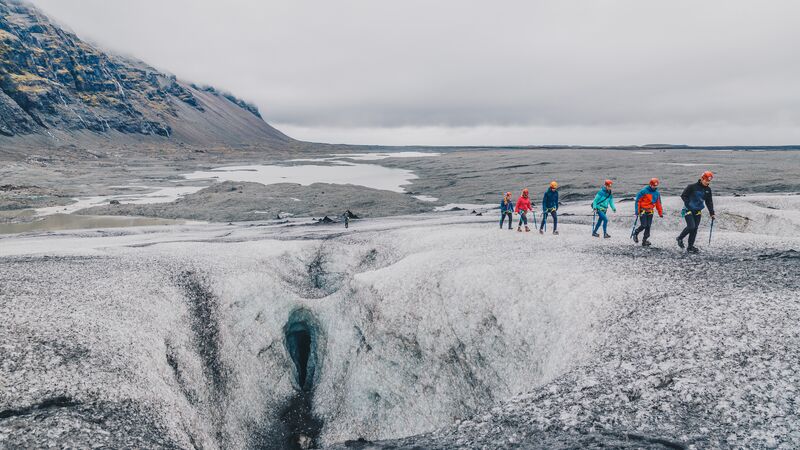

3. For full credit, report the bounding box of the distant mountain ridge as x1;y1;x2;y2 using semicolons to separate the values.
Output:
0;0;291;146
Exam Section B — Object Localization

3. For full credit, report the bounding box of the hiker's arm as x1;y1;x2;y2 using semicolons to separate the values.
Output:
681;184;692;208
706;188;715;216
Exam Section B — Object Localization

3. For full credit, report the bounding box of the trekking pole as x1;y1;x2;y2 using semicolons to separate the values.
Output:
708;217;715;246
542;210;547;232
592;210;596;235
629;213;639;240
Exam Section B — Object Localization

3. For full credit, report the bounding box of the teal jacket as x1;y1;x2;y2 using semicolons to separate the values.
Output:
592;187;616;212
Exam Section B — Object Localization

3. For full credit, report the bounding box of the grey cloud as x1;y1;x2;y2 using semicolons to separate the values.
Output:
29;0;800;144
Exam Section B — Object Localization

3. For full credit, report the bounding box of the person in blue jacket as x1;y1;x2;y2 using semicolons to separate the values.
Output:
540;181;559;235
499;192;514;230
591;179;617;238
677;171;716;253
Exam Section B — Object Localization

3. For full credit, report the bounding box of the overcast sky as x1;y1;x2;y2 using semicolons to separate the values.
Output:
29;0;800;146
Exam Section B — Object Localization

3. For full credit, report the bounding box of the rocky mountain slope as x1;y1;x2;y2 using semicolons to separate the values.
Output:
0;0;291;147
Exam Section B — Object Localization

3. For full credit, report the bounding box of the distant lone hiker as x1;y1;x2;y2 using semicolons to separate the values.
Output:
677;171;715;253
592;180;617;238
633;178;664;247
515;188;532;232
540;181;559;235
499;192;514;230
342;211;350;229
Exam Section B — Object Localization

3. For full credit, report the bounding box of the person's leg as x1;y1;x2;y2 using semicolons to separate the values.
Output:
551;211;558;231
688;214;702;248
678;214;693;240
601;211;609;234
594;211;607;234
635;216;645;236
642;214;653;241
593;211;604;234
500;212;506;228
507;213;513;229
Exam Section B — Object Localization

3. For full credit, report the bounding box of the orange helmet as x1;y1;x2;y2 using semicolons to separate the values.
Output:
604;179;613;187
522;188;529;196
701;171;714;181
649;178;659;187
550;181;558;189
505;192;512;197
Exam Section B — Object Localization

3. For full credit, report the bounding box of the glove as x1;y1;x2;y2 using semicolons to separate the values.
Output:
612;208;617;213
659;214;664;218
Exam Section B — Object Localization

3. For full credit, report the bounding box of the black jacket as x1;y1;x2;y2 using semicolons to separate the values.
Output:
681;180;714;215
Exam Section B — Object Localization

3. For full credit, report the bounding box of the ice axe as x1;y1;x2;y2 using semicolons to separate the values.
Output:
629;213;639;240
708;217;715;246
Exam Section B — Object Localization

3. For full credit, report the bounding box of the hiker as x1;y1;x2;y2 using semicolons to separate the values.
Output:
540;181;559;235
591;180;617;238
499;192;514;230
633;178;664;246
677;171;715;253
342;211;350;229
515;188;533;232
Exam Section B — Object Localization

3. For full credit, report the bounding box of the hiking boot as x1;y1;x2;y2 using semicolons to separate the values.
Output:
687;246;699;254
592;232;600;238
632;232;639;243
525;226;531;232
642;240;652;247
604;233;612;239
517;227;522;232
539;229;544;235
553;230;559;235
676;237;685;249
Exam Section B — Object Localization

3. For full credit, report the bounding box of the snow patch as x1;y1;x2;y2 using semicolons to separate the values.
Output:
435;203;498;212
35;186;204;216
413;195;439;202
184;163;419;193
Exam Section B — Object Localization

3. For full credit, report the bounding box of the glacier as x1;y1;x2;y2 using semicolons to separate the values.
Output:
1;194;799;449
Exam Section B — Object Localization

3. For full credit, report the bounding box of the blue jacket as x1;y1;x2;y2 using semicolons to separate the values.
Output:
592;187;616;211
542;189;559;212
500;198;514;214
681;180;714;214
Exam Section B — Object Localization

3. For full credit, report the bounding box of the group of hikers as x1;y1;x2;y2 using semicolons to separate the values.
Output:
499;171;716;253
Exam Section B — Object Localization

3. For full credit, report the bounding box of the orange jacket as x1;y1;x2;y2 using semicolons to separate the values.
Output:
635;186;663;216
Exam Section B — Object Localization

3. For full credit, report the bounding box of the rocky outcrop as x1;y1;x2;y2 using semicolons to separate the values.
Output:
0;0;290;145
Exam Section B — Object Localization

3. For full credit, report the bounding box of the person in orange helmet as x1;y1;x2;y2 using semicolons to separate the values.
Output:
632;178;664;246
540;181;560;235
499;191;514;230
591;179;617;238
677;171;715;253
515;188;533;232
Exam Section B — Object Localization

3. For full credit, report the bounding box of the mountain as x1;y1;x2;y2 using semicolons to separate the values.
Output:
0;0;291;147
